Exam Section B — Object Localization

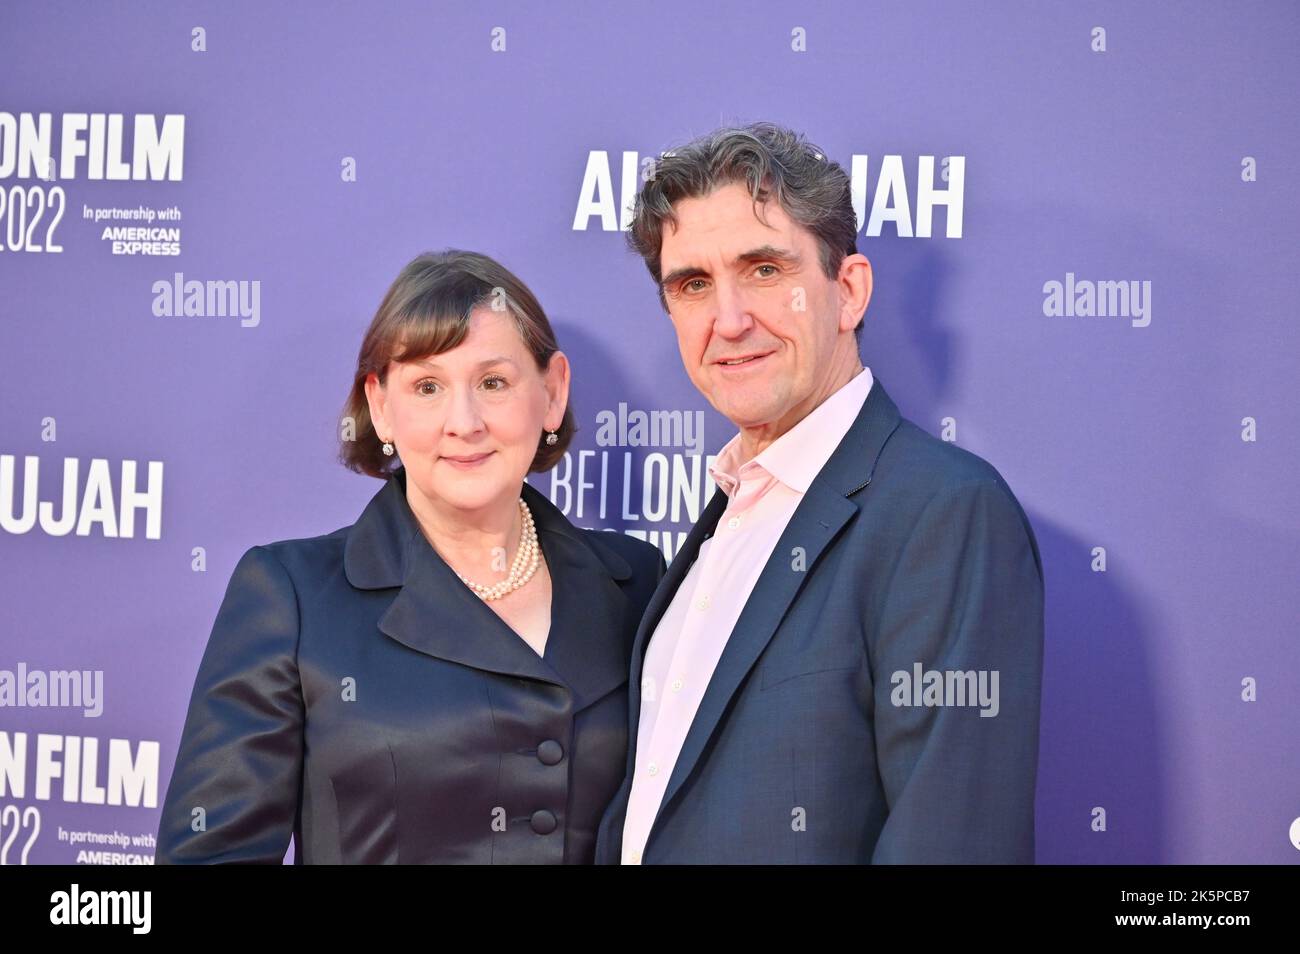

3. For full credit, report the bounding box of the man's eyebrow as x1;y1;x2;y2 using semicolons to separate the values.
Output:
660;245;803;289
734;244;802;267
412;356;519;371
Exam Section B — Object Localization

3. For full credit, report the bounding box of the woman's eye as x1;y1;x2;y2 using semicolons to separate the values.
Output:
482;375;507;391
416;379;439;396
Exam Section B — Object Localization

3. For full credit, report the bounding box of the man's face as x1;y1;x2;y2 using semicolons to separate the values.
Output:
657;181;859;436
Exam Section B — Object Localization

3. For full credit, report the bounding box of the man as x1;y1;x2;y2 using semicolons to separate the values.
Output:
595;122;1044;864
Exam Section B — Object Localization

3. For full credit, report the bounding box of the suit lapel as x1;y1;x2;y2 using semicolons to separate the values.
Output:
527;481;635;711
344;467;631;709
623;487;729;771
644;376;906;847
652;485;858;819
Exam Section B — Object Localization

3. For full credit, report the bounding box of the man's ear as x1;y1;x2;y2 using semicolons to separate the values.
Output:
364;372;389;438
837;253;873;333
543;351;571;430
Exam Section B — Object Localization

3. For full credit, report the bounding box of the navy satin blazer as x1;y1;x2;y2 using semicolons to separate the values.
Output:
157;466;665;864
596;377;1044;864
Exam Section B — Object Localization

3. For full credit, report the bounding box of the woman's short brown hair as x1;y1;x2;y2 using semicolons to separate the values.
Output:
339;249;576;479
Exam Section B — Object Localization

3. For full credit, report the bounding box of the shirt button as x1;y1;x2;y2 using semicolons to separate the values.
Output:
727;516;741;530
672;678;683;692
647;762;659;776
626;849;642;864
696;595;710;611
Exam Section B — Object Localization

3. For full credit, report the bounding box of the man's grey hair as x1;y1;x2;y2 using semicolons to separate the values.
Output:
627;121;863;341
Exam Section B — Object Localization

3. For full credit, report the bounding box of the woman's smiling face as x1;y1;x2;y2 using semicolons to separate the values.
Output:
366;305;569;516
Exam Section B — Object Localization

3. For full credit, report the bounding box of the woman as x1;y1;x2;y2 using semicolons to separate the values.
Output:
156;250;666;863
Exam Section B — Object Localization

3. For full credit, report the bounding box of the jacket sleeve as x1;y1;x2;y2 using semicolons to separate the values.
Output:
156;545;305;864
869;478;1044;863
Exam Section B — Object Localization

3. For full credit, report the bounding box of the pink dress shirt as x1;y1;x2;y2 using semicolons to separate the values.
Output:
620;365;875;863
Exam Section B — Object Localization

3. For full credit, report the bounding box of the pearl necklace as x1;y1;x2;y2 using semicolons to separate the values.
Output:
455;498;540;601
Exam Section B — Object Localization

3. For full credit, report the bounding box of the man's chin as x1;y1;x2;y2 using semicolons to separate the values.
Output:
713;400;781;431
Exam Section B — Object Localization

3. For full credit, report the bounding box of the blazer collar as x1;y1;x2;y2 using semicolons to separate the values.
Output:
627;374;902;680
801;369;902;498
709;366;875;496
628;375;904;845
345;466;632;709
345;466;632;588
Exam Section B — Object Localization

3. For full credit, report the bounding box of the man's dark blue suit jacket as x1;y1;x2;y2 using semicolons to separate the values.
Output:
596;376;1044;863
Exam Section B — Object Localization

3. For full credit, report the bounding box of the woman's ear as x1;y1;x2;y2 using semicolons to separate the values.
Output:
363;372;390;438
543;351;571;430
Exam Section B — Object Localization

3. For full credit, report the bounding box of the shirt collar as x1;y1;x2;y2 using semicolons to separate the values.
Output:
709;365;874;497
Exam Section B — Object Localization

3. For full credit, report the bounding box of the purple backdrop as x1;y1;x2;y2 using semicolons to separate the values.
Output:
2;0;1297;865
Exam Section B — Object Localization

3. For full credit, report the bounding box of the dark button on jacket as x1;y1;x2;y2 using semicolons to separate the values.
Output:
157;465;665;864
537;740;564;765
